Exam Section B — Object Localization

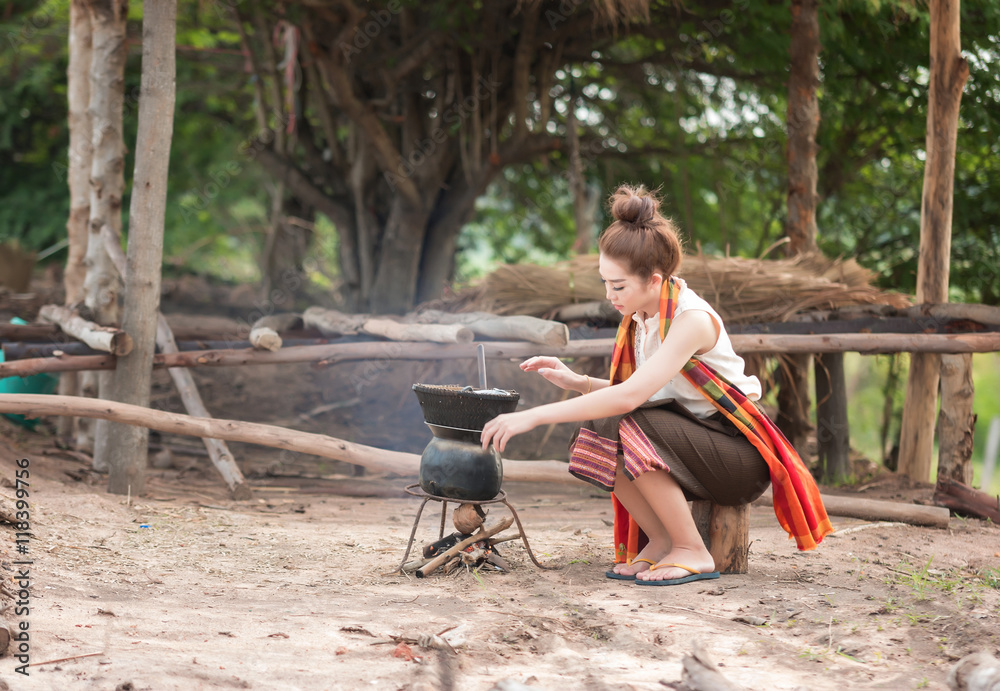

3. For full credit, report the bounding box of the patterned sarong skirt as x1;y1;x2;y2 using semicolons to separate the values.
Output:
569;399;771;506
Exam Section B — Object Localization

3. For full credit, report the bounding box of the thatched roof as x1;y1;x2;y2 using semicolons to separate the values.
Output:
430;252;911;324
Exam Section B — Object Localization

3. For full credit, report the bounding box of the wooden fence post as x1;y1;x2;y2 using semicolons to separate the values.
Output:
815;352;850;483
897;0;969;482
104;0;176;496
937;353;975;484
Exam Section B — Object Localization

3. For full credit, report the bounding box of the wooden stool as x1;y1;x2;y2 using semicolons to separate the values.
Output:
691;501;750;574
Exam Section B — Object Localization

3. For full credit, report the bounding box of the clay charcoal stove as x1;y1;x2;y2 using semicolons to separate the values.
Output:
396;377;553;577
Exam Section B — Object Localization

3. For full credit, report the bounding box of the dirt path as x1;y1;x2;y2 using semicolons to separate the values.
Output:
1;430;998;691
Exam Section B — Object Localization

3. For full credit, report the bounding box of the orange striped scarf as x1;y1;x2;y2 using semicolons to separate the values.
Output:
611;277;833;561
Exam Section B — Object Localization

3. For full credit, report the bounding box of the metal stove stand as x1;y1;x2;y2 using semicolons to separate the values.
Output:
396;484;556;572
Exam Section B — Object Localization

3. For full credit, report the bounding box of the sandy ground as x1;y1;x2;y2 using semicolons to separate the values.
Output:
1;427;998;691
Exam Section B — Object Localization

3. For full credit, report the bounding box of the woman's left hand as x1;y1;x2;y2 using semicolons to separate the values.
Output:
481;411;539;453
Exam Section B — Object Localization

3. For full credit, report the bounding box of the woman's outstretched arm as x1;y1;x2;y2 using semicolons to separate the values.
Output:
481;310;718;452
518;356;610;393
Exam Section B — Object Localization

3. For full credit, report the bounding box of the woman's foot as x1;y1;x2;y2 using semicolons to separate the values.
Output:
609;545;669;578
634;546;715;582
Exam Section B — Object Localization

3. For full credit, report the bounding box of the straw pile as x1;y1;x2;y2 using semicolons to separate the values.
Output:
443;252;910;324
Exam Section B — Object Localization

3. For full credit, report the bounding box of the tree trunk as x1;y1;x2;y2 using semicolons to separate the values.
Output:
60;0;94;442
815;352;850;483
66;0;93;306
369;202;432;314
779;0;821;459
414;164;492;306
936;353;975;484
880;353;902;469
262;198;314;306
786;0;820;253
898;0;969;482
81;0;128;465
102;225;250;499
567;97;594;254
103;0;176;496
776;354;812;458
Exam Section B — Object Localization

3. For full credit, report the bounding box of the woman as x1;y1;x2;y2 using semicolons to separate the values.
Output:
481;184;831;585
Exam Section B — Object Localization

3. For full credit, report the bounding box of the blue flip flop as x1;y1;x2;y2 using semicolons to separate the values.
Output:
605;558;656;581
634;562;721;586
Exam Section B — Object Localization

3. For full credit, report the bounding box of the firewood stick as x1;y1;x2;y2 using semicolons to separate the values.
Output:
362;318;473;344
29;651;104;668
400;556;432;574
416;516;514;578
933;478;1000;523
412;310;569;346
0;394;583;484
38;304;133;355
0;323;61;340
1;338;333;362
249;327;282;352
754;486;951;528
900;302;1000;326
302;306;366;336
249;314;303;352
6;332;1000;379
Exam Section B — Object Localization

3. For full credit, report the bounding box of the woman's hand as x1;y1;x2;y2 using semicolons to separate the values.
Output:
481;410;539;453
520;356;587;392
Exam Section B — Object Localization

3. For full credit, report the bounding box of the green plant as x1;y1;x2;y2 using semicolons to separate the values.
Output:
835;647;864;663
893;556;939;600
980;566;1000;590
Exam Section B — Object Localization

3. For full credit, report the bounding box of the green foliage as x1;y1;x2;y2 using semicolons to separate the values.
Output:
0;3;72;249
1;0;998;305
0;0;267;275
845;352;1000;492
457;164;579;280
458;0;1000;308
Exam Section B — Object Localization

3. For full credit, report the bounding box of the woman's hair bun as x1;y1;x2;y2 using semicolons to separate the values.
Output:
609;184;659;226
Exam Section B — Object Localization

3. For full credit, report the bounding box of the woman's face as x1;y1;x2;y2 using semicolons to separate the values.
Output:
598;253;662;317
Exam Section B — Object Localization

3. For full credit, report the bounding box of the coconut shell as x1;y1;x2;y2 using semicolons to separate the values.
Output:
453;503;485;534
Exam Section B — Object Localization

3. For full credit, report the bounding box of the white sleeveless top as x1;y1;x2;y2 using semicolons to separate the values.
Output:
633;280;761;419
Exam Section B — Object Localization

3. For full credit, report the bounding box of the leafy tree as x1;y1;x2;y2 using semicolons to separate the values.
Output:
2;0;998;309
479;1;997;305
0;1;268;280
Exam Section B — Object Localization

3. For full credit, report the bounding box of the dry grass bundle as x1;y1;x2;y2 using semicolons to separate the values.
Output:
679;251;911;324
446;252;910;324
471;256;606;317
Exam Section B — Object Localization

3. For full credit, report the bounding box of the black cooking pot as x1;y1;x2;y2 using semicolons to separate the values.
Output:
419;436;503;501
412;383;519;431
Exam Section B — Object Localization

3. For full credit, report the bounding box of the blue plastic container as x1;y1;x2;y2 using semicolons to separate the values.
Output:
0;317;58;429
